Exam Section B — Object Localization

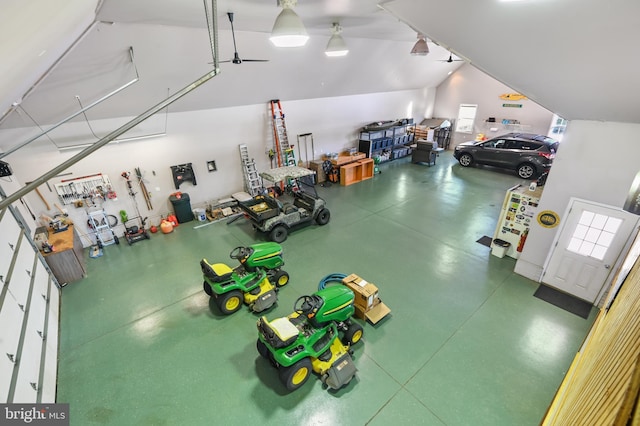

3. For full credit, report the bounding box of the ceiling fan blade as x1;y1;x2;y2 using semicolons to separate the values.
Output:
241;59;270;62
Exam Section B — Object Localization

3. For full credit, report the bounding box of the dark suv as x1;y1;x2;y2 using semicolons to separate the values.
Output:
453;133;559;179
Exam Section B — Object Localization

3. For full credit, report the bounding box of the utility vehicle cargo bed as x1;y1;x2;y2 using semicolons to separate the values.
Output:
239;196;280;222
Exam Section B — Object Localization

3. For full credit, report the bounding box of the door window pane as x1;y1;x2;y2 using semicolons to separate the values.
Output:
604;217;622;233
568;210;621;260
579;211;595;226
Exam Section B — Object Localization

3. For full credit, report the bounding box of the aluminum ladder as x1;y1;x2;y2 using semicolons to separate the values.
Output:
269;99;296;168
239;144;262;196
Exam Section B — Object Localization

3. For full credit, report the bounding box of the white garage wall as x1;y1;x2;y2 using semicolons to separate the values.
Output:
515;120;640;281
432;64;555;148
0;88;430;246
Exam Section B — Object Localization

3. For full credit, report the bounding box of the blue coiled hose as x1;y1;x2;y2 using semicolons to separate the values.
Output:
318;273;347;290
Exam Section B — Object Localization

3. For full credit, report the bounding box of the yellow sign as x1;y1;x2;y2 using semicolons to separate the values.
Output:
537;210;560;228
499;93;528;101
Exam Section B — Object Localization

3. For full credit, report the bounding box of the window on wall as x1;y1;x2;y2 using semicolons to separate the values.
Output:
548;114;568;142
455;104;477;134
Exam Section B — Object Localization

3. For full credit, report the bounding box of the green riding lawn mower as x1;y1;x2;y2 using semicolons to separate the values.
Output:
256;285;364;391
200;242;289;314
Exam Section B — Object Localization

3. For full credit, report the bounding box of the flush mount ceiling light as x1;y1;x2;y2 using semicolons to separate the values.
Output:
325;23;348;57
410;33;429;56
270;0;309;48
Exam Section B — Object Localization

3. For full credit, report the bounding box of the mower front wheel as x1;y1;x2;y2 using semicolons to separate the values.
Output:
217;290;243;315
273;270;290;287
279;358;312;391
343;322;364;346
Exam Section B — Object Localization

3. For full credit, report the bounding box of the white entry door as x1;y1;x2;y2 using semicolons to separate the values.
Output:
542;199;640;302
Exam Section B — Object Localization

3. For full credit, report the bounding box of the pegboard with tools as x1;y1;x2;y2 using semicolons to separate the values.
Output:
55;173;113;205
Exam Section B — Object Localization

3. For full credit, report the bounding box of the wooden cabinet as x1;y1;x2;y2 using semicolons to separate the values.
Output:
42;225;86;285
340;159;374;186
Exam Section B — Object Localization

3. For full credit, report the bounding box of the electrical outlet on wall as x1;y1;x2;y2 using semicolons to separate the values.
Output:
207;161;217;172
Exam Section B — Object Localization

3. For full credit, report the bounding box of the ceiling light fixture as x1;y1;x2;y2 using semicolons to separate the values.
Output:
270;0;309;48
325;23;348;57
410;33;429;56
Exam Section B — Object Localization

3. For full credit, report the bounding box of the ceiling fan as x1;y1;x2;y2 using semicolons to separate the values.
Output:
439;53;464;63
220;12;269;65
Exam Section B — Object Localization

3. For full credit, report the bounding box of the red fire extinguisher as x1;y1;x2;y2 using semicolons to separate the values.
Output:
517;228;529;252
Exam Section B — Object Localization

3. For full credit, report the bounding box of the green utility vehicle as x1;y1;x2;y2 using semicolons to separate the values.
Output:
239;166;330;243
256;286;363;391
200;242;289;314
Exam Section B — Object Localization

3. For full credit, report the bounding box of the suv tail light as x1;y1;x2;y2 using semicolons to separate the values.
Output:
538;152;554;159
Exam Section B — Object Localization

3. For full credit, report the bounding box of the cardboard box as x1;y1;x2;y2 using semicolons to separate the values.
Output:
342;273;391;324
308;161;326;183
354;302;391;324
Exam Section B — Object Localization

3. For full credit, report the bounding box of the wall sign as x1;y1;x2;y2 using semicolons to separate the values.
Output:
537;210;560;228
499;93;527;101
502;103;523;108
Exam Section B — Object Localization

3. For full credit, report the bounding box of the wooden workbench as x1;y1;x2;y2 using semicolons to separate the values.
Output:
42;225;86;285
330;152;366;166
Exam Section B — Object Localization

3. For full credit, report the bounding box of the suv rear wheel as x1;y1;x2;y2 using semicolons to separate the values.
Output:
517;163;536;179
458;153;473;167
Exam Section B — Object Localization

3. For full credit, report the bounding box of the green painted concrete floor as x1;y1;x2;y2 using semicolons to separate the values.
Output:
57;155;596;426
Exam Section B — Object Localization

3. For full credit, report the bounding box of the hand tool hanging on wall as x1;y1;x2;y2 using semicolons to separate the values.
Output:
135;167;153;210
121;171;144;220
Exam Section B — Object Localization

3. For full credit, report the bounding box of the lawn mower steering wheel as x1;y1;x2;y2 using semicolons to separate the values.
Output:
294;295;315;315
230;246;249;260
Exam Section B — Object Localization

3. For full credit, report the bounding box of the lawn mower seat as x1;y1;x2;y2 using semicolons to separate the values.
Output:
257;316;300;349
200;260;233;282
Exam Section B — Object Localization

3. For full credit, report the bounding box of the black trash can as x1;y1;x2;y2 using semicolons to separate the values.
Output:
169;193;194;223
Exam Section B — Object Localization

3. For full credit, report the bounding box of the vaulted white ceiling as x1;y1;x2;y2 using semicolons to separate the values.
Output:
0;0;461;129
1;0;638;131
384;0;640;124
